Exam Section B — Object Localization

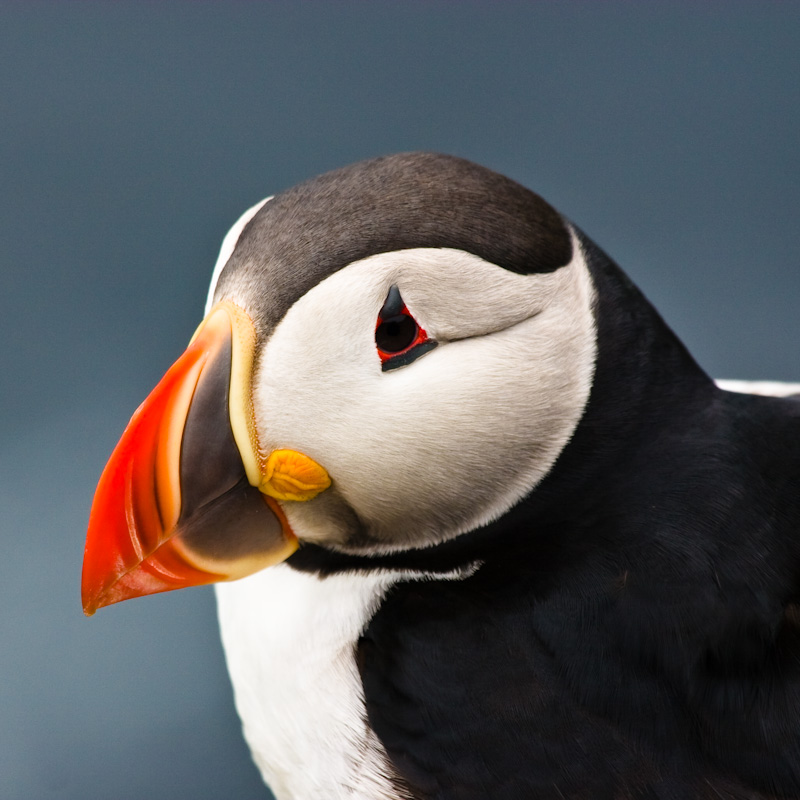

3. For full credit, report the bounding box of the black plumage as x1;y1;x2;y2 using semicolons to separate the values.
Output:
290;227;800;799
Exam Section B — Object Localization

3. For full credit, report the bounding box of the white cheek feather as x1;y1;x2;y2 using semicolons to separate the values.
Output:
252;238;596;551
205;197;272;316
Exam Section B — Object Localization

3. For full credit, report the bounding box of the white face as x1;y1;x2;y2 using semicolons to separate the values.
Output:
232;240;596;554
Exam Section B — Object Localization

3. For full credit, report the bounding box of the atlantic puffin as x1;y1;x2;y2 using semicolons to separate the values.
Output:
82;153;800;800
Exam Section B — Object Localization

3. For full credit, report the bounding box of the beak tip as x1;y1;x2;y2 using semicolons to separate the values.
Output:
81;583;104;616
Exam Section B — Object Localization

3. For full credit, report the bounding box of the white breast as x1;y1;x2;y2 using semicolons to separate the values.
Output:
215;565;409;800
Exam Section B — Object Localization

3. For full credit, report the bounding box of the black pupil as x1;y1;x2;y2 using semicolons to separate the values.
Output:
376;313;418;354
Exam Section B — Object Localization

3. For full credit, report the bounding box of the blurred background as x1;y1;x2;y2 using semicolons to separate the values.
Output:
1;3;798;798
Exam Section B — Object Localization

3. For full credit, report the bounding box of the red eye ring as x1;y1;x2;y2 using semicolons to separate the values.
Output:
375;286;437;371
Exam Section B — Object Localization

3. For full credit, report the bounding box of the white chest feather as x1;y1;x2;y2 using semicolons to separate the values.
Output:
215;565;409;800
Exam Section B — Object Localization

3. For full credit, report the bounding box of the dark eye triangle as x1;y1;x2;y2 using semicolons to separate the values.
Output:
379;285;405;318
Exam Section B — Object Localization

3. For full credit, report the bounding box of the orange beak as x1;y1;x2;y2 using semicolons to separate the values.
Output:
82;302;301;615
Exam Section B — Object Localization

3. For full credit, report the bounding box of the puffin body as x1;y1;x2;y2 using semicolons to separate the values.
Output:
83;154;800;799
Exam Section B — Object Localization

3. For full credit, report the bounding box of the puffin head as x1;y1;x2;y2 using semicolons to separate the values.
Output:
82;152;605;614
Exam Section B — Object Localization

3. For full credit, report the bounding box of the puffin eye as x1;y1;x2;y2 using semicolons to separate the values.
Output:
376;314;418;354
375;285;438;372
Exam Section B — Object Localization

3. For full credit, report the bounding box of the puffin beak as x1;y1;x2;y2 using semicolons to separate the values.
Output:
81;301;330;616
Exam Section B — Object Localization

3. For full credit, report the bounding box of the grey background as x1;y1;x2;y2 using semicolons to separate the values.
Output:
2;3;798;798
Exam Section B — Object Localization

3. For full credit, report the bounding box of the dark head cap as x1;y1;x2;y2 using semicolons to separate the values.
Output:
214;152;572;335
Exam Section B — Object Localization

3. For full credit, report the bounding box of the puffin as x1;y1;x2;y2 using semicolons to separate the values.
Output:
82;153;800;800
